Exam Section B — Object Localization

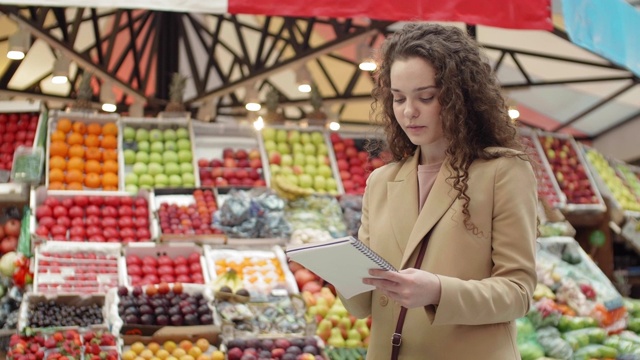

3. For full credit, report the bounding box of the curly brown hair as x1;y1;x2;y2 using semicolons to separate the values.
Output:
372;22;529;234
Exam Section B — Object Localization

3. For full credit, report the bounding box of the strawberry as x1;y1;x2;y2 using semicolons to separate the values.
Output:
83;331;95;343
44;337;57;349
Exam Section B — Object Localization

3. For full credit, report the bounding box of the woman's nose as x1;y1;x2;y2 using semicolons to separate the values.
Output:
404;101;418;118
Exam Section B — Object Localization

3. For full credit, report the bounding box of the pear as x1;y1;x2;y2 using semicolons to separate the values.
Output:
327;328;346;347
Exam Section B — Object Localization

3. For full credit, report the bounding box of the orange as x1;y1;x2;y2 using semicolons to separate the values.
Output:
56;118;72;133
84;173;101;188
66;132;84;146
87;123;102;136
49;168;65;183
101;135;118;149
65;169;84;184
178;340;192;352
49;156;66;171
68;145;85;159
84;134;101;148
67;157;85;172
85;160;102;174
51;130;66;143
102;172;118;188
103;149;118;162
103;185;118;191
85;147;102;161
48;182;65;190
102;122;118;136
72;121;86;134
50;142;69;158
103;160;119;174
195;339;209;352
67;182;84;190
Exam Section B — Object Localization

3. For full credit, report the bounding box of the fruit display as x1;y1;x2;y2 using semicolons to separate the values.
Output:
123;243;208;286
328;132;389;195
198;147;266;188
616;163;640;199
224;337;324;360
154;188;225;241
520;133;564;208
0;209;21;255
122;118;198;192
112;283;215;329
0;110;41;171
46;115;121;191
285;195;348;238
205;246;297;300
34;242;122;295
21;294;106;330
31;188;153;243
584;147;640;213
10;146;44;184
538;134;603;207
6;330;118;360
0;279;24;330
261;127;340;195
122;338;223;360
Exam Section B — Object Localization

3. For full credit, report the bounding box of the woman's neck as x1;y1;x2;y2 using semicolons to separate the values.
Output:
419;139;447;165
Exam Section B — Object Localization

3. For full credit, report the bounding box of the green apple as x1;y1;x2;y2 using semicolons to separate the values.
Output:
281;154;294;167
135;128;149;142
135;151;149;164
182;172;195;186
293;153;305;166
279;166;294;175
298;174;313;188
177;138;191;151
150;141;164;153
164;162;180;176
288;130;300;144
123;149;136;165
318;165;333;178
177;150;192;163
317;155;328;166
326;178;338;190
269;164;281;175
175;127;189;140
286;174;299;186
137;141;150;153
138;173;154;187
292;143;304;155
314;175;326;190
148;162;164;176
125;184;139;194
277;142;290;155
305;155;317;166
180;163;194;174
303;143;316;155
149;129;163;142
304;164;317;177
317;143;328;155
169;174;183;187
262;128;276;141
163;129;177;142
154;173;168;187
163;151;179;164
264;140;277;152
164;140;177;152
132;162;148;175
311;131;324;145
149;152;163;164
300;132;311;144
276;129;287;143
125;173;138;186
123;126;136;141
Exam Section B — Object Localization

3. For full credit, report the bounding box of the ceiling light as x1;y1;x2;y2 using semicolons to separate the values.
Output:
296;66;312;93
253;116;265;131
245;85;261;112
7;29;30;60
508;107;520;120
51;55;70;84
357;42;377;72
100;83;116;112
328;121;340;131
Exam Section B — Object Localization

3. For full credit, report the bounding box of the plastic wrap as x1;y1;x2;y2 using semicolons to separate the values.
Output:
285;195;347;238
536;326;573;360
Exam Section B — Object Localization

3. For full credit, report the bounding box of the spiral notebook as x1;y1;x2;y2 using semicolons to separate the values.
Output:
286;236;397;299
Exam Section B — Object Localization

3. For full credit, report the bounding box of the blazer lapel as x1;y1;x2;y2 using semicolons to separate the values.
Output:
387;151;420;252
400;160;458;269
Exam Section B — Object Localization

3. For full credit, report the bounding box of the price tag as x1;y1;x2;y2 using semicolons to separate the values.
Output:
60;267;75;276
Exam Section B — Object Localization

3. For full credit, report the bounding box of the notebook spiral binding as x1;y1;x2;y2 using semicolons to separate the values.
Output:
351;238;397;272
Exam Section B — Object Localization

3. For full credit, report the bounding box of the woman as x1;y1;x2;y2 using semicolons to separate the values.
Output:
340;23;538;359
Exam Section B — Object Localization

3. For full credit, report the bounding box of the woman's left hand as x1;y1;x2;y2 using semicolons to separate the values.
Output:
364;268;441;308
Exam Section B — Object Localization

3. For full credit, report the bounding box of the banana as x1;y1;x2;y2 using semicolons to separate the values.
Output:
274;174;314;198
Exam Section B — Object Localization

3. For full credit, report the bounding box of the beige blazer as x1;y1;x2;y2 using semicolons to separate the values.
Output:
341;147;538;360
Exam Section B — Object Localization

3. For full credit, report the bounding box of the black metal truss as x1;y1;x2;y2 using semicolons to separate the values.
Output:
0;7;638;136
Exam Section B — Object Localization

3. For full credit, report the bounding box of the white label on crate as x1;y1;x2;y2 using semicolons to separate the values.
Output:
96;275;113;283
60;267;75;276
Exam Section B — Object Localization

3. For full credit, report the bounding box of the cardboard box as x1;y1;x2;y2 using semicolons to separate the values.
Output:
18;293;109;333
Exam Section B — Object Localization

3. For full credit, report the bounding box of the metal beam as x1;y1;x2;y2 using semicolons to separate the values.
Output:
0;6;147;104
553;81;637;132
187;28;380;106
502;75;636;89
0;89;102;109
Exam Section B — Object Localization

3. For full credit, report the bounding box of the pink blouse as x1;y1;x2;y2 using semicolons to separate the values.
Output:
417;161;443;210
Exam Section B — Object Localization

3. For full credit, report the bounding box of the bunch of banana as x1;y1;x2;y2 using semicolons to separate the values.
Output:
271;174;314;200
212;269;243;292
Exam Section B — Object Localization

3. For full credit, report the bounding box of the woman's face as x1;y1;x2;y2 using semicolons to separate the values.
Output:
390;57;444;147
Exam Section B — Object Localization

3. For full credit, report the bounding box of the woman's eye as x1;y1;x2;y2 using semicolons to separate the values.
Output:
420;97;435;102
393;98;405;103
